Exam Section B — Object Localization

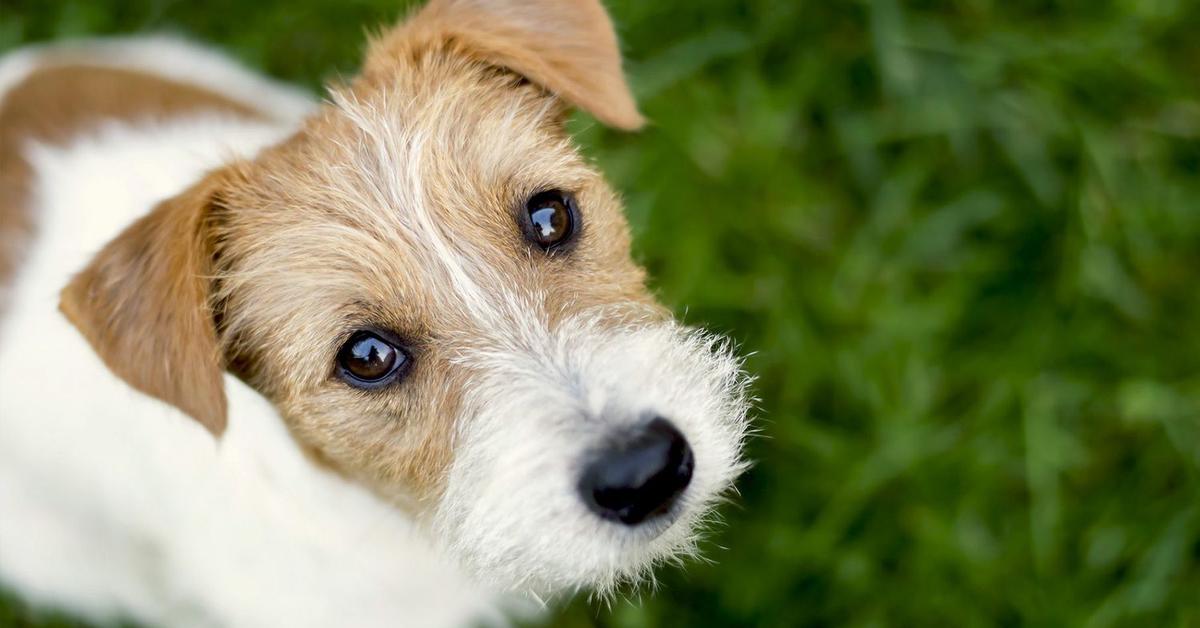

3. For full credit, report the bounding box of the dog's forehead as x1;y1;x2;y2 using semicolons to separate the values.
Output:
302;86;597;306
219;67;651;375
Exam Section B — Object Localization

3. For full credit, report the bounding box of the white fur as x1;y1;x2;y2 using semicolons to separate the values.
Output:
436;306;751;595
0;39;500;628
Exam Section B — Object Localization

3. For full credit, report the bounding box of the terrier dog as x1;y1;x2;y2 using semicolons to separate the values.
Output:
0;0;750;625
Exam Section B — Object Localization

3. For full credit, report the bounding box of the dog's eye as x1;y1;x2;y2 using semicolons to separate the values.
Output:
336;331;409;387
524;190;577;250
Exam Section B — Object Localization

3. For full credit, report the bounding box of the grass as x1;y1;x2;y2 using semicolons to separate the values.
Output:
3;0;1200;626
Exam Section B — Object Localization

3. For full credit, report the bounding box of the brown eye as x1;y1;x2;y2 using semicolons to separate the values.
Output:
524;190;577;250
336;331;408;387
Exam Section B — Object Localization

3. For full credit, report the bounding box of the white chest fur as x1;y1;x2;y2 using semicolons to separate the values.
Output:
0;40;500;628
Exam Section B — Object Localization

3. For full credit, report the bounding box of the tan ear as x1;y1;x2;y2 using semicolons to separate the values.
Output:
368;0;644;130
60;172;229;436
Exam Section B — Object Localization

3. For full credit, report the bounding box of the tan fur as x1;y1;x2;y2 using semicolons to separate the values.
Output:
57;0;657;504
0;63;263;322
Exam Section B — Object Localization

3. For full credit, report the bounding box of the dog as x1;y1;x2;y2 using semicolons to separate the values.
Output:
0;0;751;625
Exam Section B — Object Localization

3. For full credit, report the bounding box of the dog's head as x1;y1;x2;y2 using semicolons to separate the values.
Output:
60;0;750;596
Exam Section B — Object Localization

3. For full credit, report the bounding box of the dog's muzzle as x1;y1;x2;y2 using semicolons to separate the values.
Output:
577;417;694;526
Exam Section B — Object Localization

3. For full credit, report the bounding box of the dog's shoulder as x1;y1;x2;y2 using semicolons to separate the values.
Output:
0;37;314;315
0;36;313;139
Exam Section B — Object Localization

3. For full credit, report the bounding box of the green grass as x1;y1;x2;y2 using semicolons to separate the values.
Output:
4;0;1200;626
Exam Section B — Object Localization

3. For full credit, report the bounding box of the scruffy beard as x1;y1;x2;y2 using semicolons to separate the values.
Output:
430;312;752;599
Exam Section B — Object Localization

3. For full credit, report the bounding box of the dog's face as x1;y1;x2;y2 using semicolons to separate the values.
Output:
60;0;750;596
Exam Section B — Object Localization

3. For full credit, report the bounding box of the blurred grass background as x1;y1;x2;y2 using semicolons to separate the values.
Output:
3;0;1200;626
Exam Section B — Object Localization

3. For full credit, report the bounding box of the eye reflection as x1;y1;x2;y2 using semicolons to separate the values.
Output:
531;206;566;238
336;330;408;386
524;190;576;249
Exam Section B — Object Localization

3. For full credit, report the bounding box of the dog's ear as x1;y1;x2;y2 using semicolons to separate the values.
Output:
368;0;644;130
60;171;231;436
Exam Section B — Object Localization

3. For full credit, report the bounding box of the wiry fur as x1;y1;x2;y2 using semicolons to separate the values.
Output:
0;0;752;625
436;313;752;595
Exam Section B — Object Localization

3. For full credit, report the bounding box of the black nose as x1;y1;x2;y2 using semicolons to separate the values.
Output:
578;417;694;526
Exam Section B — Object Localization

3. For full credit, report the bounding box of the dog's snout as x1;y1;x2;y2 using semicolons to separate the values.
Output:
578;417;694;526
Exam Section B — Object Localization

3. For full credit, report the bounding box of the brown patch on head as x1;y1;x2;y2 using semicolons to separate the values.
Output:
200;0;654;502
0;61;265;322
50;0;651;506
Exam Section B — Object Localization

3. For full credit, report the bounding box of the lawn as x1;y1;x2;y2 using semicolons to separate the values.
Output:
2;0;1200;626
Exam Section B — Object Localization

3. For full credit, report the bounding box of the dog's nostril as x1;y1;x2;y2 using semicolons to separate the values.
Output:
578;417;694;526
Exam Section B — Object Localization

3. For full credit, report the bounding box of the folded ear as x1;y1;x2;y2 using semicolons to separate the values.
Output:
368;0;644;130
60;171;230;436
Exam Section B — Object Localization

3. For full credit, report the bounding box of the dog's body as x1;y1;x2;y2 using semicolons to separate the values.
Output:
0;2;750;626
